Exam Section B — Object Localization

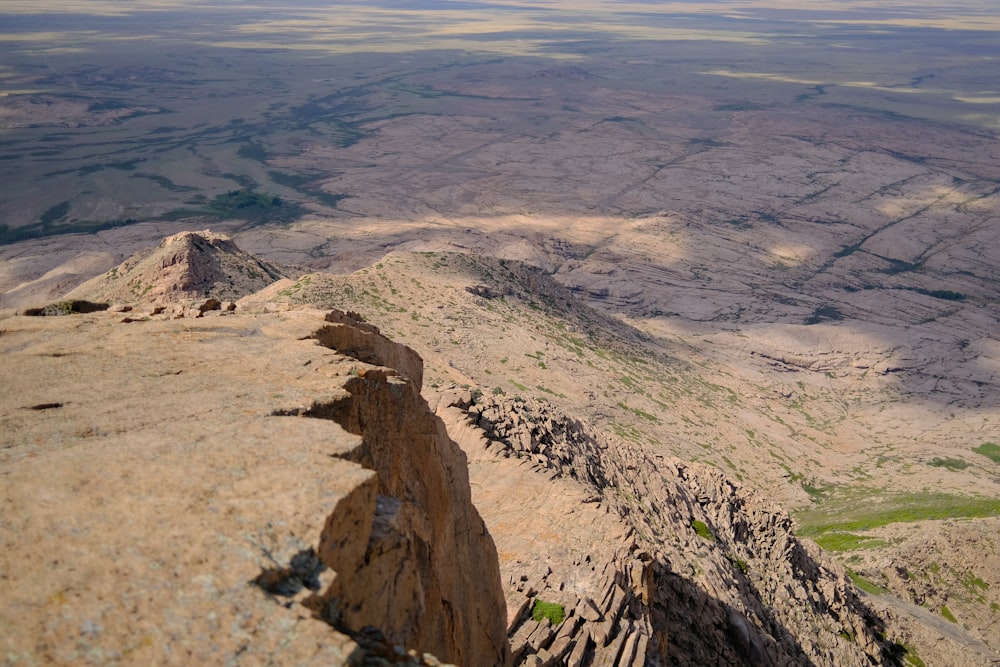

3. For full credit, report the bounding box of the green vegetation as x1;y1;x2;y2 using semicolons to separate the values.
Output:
0;216;138;245
940;605;958;623
617;401;659;423
960;571;988;602
531;599;565;626
39;201;70;226
801;481;829;502
208;189;286;218
814;533;886;552
902;646;926;667
691;519;715;541
798;490;1000;556
846;570;888;596
796;490;1000;537
278;275;313;297
157;188;308;226
728;555;749;574
927;457;968;471
973;442;1000;464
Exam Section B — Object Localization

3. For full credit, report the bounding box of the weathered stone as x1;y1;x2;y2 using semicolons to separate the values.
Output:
0;307;509;666
64;229;295;306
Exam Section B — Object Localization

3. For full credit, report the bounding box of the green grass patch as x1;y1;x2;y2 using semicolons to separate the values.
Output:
902;645;926;667
814;532;886;552
728;555;749;574
691;520;715;541
208;189;286;217
927;457;968;471
159;188;308;226
961;571;988;592
940;605;958;623
531;599;565;626
960;571;988;602
795;490;1000;537
973;442;1000;463
801;481;829;502
846;569;888;596
617;401;659;422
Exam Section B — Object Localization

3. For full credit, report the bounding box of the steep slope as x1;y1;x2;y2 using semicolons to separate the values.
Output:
254;249;1000;664
0;306;509;665
438;391;893;666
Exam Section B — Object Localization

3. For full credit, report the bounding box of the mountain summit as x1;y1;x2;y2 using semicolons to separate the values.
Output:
64;229;294;305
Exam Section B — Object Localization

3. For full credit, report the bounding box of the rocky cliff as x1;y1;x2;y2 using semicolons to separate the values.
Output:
0;306;509;665
439;392;895;666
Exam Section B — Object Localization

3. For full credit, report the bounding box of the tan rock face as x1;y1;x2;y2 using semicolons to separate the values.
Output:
0;307;509;666
63;229;296;306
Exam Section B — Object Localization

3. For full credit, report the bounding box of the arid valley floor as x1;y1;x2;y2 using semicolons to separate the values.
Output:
2;2;999;665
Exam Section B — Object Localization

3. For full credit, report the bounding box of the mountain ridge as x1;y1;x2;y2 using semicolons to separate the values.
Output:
4;232;998;666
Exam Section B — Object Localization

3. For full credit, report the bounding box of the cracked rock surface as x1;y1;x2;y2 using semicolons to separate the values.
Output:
0;307;508;666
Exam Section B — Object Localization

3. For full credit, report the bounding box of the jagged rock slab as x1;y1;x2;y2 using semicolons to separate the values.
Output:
439;391;958;666
436;395;656;667
0;307;508;665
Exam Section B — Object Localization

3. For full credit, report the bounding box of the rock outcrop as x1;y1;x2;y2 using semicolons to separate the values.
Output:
0;306;509;665
64;229;296;306
441;392;895;666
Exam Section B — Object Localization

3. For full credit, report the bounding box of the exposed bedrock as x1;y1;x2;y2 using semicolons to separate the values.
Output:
441;392;895;666
0;307;509;666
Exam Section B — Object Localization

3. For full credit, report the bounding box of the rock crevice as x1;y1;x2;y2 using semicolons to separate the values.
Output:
0;308;510;666
276;322;510;666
